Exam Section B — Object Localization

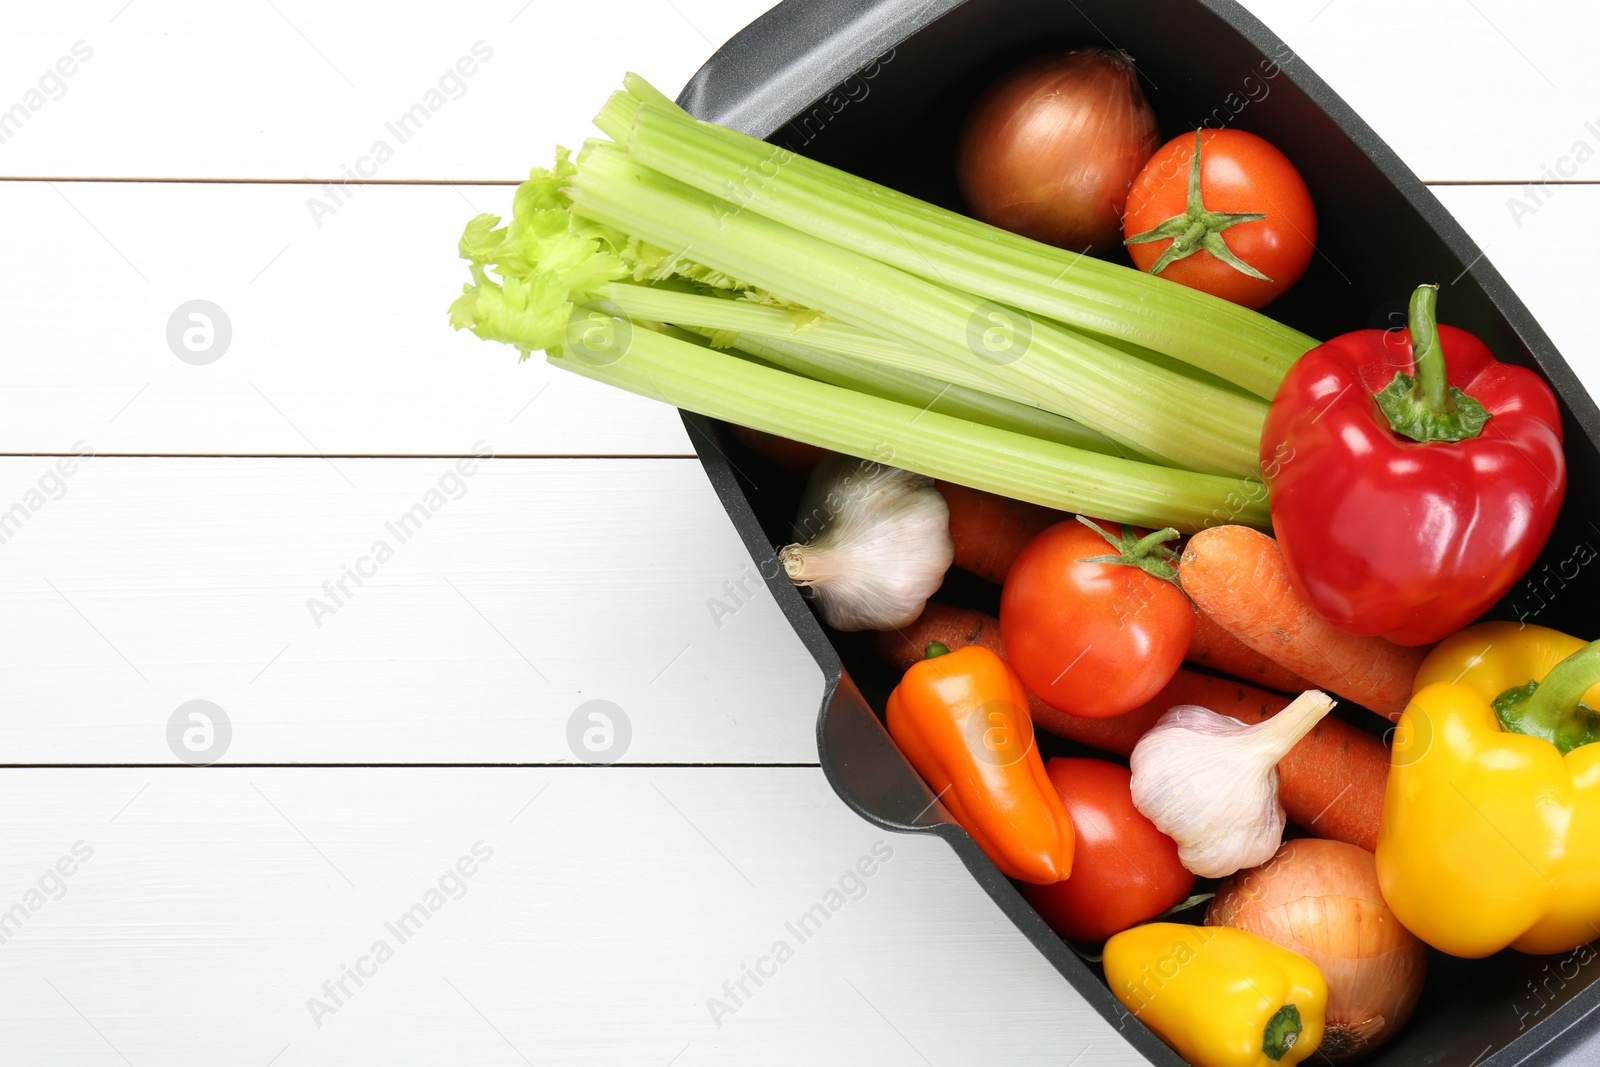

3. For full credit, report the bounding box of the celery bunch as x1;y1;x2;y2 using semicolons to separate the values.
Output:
448;76;1295;531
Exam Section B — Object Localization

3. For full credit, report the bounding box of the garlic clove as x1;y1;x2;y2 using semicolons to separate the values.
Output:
779;456;953;632
1129;690;1335;879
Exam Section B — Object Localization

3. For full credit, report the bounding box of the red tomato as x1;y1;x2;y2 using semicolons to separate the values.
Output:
1022;758;1194;942
999;518;1193;718
1122;129;1315;309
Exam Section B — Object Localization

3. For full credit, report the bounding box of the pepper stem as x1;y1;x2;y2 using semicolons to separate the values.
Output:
1371;284;1492;444
1262;1004;1303;1062
1407;284;1451;416
923;642;951;659
1493;639;1600;754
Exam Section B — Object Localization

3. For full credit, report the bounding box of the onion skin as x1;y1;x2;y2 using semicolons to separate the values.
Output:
1207;839;1426;1062
957;49;1159;255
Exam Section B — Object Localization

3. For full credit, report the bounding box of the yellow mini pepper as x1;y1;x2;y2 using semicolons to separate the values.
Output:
1104;923;1326;1067
1377;622;1600;957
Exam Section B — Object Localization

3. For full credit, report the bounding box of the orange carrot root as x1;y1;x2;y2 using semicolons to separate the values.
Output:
1187;610;1317;694
934;482;1064;584
1178;526;1427;721
1152;672;1388;852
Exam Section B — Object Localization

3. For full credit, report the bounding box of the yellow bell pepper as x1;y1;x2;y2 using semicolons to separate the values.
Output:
1376;621;1600;957
1104;923;1326;1067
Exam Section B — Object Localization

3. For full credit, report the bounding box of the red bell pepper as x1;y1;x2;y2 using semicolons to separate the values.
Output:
1261;284;1565;646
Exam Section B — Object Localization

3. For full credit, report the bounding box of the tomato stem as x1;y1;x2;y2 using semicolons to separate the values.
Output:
1129;527;1181;558
1074;515;1182;584
1123;131;1272;282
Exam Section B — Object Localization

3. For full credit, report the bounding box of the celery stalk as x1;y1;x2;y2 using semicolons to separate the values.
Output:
726;334;1148;460
569;144;1268;477
601;91;1316;399
602;282;1048;409
599;281;1162;461
546;325;1269;532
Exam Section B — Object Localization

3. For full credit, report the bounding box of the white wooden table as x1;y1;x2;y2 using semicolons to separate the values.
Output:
0;1;1593;1062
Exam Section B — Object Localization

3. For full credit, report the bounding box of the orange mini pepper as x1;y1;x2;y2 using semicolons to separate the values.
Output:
887;642;1074;883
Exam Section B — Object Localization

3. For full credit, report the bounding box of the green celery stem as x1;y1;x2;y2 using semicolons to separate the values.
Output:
601;281;1154;462
602;282;1052;413
727;334;1145;461
1407;284;1452;416
615;97;1317;398
568;143;1267;477
547;325;1270;532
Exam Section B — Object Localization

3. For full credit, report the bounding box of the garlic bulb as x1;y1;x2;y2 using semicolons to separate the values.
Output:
778;456;953;631
1129;690;1336;879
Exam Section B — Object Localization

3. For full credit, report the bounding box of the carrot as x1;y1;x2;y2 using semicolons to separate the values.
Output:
1188;610;1316;694
934;482;1063;584
1143;671;1388;852
877;602;1005;664
878;603;1388;850
728;425;829;478
1178;526;1426;721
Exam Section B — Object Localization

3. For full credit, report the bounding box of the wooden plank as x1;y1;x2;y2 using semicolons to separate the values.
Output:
3;34;1592;460
1242;0;1600;184
0;1;1594;182
0;179;691;456
0;767;1141;1065
0;0;781;180
1433;184;1600;397
3;179;1593;459
0;457;824;764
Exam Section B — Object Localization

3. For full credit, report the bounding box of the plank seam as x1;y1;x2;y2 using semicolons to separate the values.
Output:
0;762;825;769
0;452;699;460
5;177;1596;188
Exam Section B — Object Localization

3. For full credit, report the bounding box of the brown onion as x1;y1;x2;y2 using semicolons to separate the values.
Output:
957;49;1159;254
1208;839;1427;1062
